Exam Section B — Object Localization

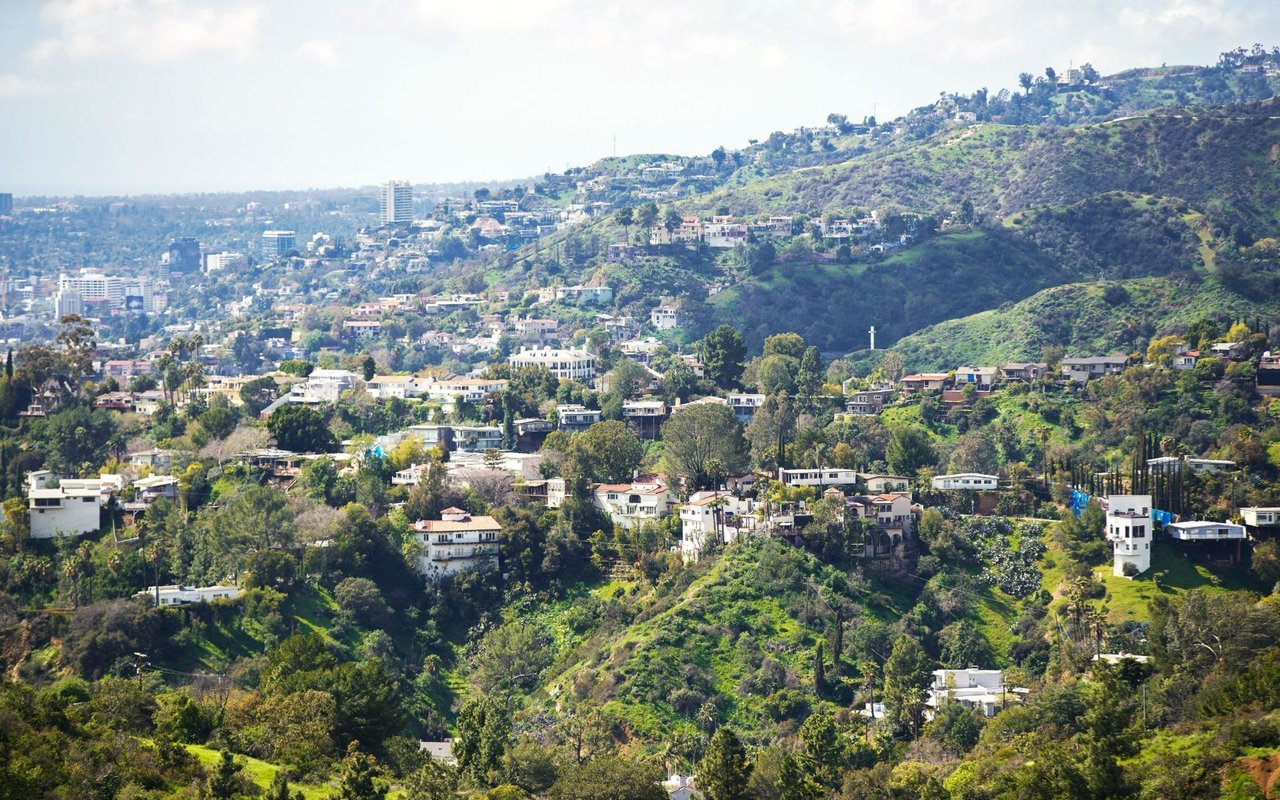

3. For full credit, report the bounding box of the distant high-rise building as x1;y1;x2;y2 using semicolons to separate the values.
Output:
0;194;12;215
262;230;297;259
53;290;83;318
165;237;201;273
59;271;124;308
380;180;413;225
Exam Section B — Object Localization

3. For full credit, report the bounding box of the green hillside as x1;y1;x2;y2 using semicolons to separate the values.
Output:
885;273;1280;370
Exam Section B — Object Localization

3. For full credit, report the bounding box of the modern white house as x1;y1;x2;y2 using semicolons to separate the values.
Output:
554;285;613;305
556;403;602;433
726;393;766;422
135;584;243;606
926;668;1018;718
862;474;910;494
299;369;361;402
778;468;860;488
412;508;501;580
932;473;999;491
26;471;106;539
1146;456;1236;474
509;347;597;382
1104;494;1152;577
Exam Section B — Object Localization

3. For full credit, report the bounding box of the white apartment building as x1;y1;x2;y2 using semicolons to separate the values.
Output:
59;271;124;308
509;348;596;382
204;251;246;272
381;180;414;224
412;508;501;579
1104;494;1152;577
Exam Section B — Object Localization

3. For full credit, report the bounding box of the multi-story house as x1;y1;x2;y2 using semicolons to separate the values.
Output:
556;404;602;433
509;348;596;382
412;508;501;580
1103;494;1151;577
26;471;104;539
593;475;676;529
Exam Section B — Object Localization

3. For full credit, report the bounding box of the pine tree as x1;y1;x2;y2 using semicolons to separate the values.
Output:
330;742;387;800
266;771;303;800
700;727;752;800
207;750;245;800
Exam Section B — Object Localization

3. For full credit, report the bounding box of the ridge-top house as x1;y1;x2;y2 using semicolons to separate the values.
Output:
411;508;501;580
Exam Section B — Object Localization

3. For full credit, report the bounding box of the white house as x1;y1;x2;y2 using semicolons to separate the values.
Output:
679;491;757;562
365;375;416;400
300;369;361;402
727;393;765;422
1165;521;1247;541
26;471;105;539
861;474;910;494
926;668;1017;718
554;285;613;305
412;508;501;579
135;584;242;606
556;403;602;433
1104;494;1152;577
415;376;509;411
593;475;676;528
1241;507;1280;531
778;468;860;489
650;305;682;330
509;347;596;382
932;473;999;491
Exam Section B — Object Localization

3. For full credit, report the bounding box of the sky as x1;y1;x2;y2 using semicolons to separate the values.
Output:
1;0;1279;196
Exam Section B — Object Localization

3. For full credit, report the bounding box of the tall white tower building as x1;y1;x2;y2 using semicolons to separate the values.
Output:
381;180;413;225
1104;495;1152;577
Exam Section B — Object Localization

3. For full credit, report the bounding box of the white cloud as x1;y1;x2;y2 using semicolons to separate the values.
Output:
32;0;265;63
296;39;338;66
0;73;55;97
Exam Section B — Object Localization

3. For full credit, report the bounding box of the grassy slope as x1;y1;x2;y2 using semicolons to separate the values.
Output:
487;540;907;744
709;229;1058;352
884;274;1280;370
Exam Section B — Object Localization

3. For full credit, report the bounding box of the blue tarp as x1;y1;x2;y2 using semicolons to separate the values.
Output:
1153;509;1176;528
1070;490;1091;516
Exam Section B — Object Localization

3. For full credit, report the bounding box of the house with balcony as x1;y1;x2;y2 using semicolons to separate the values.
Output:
1103;494;1151;577
135;584;243;606
727;393;766;422
509;347;596;382
679;491;758;562
1166;520;1248;565
411;508;501;579
926;668;1019;719
623;399;668;439
1062;355;1128;383
650;305;683;330
1000;362;1047;383
556;403;602;433
593;475;676;528
900;373;949;393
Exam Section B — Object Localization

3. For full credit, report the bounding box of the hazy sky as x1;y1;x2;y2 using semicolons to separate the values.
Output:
2;0;1279;196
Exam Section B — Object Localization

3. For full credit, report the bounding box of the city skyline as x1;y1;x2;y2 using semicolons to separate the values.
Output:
2;0;1280;196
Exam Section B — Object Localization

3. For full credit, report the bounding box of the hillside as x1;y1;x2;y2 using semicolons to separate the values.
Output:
884;273;1280;370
